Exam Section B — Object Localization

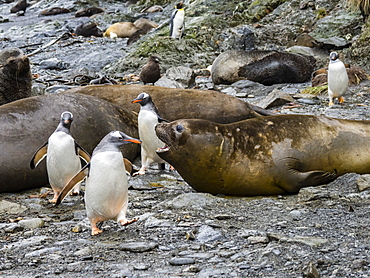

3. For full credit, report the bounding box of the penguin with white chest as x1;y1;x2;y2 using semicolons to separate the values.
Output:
132;92;169;175
327;51;348;106
56;131;141;236
30;111;90;203
169;3;185;39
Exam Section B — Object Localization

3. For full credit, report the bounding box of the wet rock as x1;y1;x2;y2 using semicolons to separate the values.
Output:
25;247;60;258
269;233;328;247
355;174;370;192
74;247;92;257
297;187;331;202
247;236;269;244
118;241;158;252
162;66;195;88
162;193;217;209
303;261;320;278
39;58;69;70
3;223;23;233
0;200;28;214
154;76;182;88
168;257;195;265
196;225;223;243
218;25;255;52
257;89;294;109
18;218;44;229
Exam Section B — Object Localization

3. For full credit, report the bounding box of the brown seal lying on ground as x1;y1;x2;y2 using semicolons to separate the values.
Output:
0;47;31;105
0;93;138;193
66;84;271;123
211;50;315;86
155;115;370;196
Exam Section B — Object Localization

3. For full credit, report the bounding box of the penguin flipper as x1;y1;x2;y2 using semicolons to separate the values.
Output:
30;142;48;169
75;142;91;163
158;115;170;123
55;163;90;206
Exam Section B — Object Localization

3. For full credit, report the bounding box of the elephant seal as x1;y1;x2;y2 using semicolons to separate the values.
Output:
0;92;138;193
0;47;31;105
211;50;315;86
66;84;271;123
103;22;141;39
155;115;370;196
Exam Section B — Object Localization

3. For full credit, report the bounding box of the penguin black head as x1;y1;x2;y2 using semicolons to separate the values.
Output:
94;131;141;154
60;111;73;129
175;3;183;9
108;131;141;145
131;92;152;106
329;52;339;61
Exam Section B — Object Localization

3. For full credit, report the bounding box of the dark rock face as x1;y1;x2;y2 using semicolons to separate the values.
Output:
0;47;31;105
211;50;316;86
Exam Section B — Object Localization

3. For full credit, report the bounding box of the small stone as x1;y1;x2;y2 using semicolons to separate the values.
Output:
355;174;370;192
74;247;92;257
3;223;23;233
303;261;320;278
214;214;232;220
185;231;195;240
169;257;195;266
133;263;150;270
183;265;200;272
257;89;294;109
0;200;28;214
247;236;269;244
196;225;223;243
297;187;330;202
71;225;82;233
18;218;44;229
118;241;158;252
290;210;302;220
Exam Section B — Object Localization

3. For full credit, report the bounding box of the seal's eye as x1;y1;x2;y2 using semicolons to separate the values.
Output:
176;124;183;133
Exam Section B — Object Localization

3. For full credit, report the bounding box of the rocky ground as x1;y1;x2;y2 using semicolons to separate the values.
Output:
1;0;370;277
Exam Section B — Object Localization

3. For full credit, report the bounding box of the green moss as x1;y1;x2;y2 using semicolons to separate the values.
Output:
314;8;327;19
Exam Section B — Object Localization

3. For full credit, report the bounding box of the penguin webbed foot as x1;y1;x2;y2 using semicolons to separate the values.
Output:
120;218;138;226
133;167;146;176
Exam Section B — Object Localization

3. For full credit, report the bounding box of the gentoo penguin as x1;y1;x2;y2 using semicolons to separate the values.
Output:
327;52;348;106
169;3;185;39
139;56;161;85
55;131;141;236
30;111;90;203
132;92;169;175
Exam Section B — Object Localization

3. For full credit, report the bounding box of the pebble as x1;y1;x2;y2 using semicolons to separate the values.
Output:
168;257;195;265
18;218;44;229
196;225;224;243
118;241;158;252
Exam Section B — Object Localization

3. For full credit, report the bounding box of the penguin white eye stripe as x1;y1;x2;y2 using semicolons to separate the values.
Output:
61;111;73;118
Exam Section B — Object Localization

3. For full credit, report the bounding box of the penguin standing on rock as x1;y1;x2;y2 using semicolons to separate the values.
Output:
139;56;161;85
56;131;141;236
30;111;90;203
169;3;185;39
327;51;348;106
132;92;169;175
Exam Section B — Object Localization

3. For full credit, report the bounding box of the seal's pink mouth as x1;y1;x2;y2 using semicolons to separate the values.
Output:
157;145;170;153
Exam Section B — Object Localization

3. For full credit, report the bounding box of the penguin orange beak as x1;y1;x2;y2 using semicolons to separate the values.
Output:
132;99;142;103
124;138;141;144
